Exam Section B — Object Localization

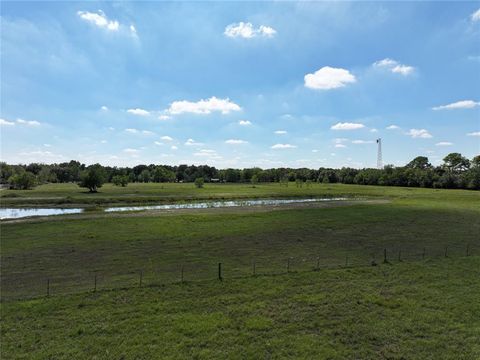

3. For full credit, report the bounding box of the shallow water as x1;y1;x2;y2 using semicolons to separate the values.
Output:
1;197;348;219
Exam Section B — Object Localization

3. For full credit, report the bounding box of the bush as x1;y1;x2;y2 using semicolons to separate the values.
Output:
7;171;36;190
79;165;106;193
194;177;204;188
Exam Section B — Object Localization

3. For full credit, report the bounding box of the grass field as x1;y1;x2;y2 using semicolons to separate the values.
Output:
1;183;479;358
2;258;479;359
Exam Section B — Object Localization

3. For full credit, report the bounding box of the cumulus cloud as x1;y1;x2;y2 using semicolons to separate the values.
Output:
274;130;287;135
373;58;415;75
331;122;365;130
435;142;453;146
171;145;178;150
304;66;356;90
142;130;155;136
161;136;173;141
77;10;119;31
158;115;171;120
0;118;15;126
432;100;480;110
185;138;203;146
386;125;400;130
154;141;163;146
407;129;432;138
352;140;375;144
471;8;480;21
100;105;108;111
271;143;297;149
238;120;252;126
334;144;347;148
125;128;139;134
370;128;378;133
127;108;150;116
225;139;248;145
467;131;480;137
224;22;276;38
167;97;241;115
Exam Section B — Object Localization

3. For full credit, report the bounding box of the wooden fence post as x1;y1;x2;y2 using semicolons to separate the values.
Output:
139;270;143;287
46;278;50;297
218;263;222;281
94;274;97;292
466;244;470;257
383;248;387;263
287;258;290;273
444;246;448;258
345;254;348;267
422;247;426;260
316;256;320;271
252;260;256;276
398;250;402;262
181;265;184;283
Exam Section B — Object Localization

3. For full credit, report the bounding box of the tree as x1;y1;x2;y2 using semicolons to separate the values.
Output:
112;175;129;187
79;165;106;193
406;156;431;170
194;177;204;188
250;174;258;187
7;171;37;190
443;153;470;173
138;169;151;183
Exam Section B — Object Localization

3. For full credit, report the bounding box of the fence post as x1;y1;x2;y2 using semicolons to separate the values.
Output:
287;258;290;273
444;246;448;258
94;274;97;292
466;244;470;257
316;256;320;271
181;265;184;283
422;247;426;260
46;278;50;297
252;260;256;276
218;263;222;281
139;270;143;287
383;248;387;263
345;254;348;267
398;250;402;262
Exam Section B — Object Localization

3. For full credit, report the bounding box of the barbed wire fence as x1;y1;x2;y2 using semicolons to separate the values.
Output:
1;243;476;301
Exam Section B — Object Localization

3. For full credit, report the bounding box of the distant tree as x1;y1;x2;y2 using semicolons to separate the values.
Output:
295;178;303;188
194;177;204;188
152;166;175;182
305;179;313;188
79;165;106;193
250;174;258;187
7;171;37;190
406;156;431;170
443;153;470;173
112;175;129;187
138;169;151;183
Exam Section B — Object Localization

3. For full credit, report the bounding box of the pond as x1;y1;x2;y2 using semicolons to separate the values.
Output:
0;197;349;220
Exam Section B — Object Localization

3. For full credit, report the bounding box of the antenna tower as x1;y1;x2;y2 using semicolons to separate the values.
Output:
376;138;383;169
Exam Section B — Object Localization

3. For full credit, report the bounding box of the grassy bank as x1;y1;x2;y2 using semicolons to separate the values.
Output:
2;257;479;359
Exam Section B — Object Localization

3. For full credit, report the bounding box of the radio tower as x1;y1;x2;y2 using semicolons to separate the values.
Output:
376;138;383;169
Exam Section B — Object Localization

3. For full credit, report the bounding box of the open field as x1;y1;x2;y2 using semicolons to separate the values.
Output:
2;181;479;208
1;184;479;358
2;258;479;359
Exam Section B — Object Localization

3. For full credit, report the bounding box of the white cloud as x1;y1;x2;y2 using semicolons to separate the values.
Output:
127;108;150;116
224;22;276;38
77;10;119;31
435;142;453;146
467;131;480;137
154;141;163;146
331;122;365;130
274;130;287;135
271;143;297;149
100;140;107;144
130;24;137;37
0;118;15;126
312;149;319;153
407;129;433;139
373;58;415;76
100;105;108;111
167;97;241;115
44;144;52;147
352;140;375;144
370;128;378;133
171;145;178;150
238;120;252;126
16;119;41;126
334;138;348;144
123;148;140;154
142;130;155;136
335;144;347;148
125;128;139;134
304;66;356;90
432;100;480;110
386;125;400;130
471;8;480;21
185;138;203;146
225;139;248;144
158;115;171;120
161;136;173;141
194;149;221;159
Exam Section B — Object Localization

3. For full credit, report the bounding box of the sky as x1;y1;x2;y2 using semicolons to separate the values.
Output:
1;1;479;169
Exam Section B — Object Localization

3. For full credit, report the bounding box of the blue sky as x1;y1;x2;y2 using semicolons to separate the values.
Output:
1;1;479;168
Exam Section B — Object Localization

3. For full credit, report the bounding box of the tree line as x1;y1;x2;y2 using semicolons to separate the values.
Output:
0;152;478;191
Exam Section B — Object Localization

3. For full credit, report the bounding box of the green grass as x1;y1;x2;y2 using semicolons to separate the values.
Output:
1;258;479;359
1;184;479;358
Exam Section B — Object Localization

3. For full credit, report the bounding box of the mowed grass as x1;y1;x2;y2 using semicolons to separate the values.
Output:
1;181;479;208
1;185;479;299
1;257;479;359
